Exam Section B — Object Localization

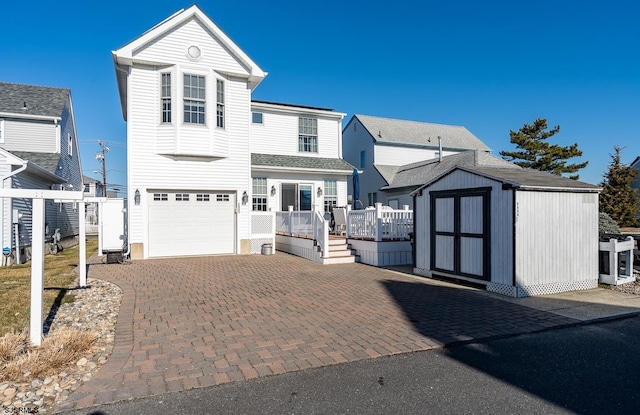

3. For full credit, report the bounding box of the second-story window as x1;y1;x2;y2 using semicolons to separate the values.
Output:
161;73;171;123
216;79;225;128
298;117;317;153
184;74;205;124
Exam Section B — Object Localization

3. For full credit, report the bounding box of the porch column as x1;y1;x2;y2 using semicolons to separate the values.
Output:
375;202;383;242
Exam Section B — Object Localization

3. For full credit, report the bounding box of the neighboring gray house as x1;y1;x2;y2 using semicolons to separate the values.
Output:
342;114;491;208
412;165;601;297
632;156;640;226
0;82;83;263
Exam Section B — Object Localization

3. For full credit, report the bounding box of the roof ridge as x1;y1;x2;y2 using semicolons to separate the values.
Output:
355;114;467;129
0;81;70;92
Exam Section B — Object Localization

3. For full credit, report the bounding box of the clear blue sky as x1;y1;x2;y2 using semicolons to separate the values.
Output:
2;1;638;192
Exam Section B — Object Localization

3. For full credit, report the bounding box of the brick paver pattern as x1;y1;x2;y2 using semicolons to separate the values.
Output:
62;253;578;410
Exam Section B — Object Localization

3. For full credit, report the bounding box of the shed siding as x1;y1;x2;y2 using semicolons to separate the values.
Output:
514;191;598;290
133;18;249;76
2;119;57;153
250;111;342;159
414;169;513;285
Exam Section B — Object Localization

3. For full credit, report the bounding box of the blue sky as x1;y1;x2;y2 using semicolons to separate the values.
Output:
2;1;638;192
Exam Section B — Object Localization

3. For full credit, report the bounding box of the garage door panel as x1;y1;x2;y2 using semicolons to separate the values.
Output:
148;191;235;257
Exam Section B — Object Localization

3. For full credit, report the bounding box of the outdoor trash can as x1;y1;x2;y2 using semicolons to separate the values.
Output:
261;243;273;255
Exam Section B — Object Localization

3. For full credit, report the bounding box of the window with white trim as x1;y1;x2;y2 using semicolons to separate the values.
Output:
175;193;190;201
216;194;230;202
68;134;73;156
252;112;263;124
298;117;317;152
216;79;225;128
367;192;377;207
153;193;168;201
323;180;337;212
196;194;210;201
360;151;365;169
184;74;205;124
252;177;267;211
161;73;171;123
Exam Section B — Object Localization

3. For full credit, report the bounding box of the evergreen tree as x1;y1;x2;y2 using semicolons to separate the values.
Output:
599;146;639;228
500;118;588;179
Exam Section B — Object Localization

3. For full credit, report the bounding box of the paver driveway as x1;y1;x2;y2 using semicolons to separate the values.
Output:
64;252;578;410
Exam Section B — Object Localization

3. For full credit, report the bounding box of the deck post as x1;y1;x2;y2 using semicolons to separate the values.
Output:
375;202;383;242
345;204;352;238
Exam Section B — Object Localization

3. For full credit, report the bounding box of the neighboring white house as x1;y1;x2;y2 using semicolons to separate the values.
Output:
112;5;353;260
0;82;83;263
83;175;104;233
412;166;601;297
342;114;491;208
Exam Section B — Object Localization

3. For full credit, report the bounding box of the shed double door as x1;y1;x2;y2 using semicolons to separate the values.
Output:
430;188;490;280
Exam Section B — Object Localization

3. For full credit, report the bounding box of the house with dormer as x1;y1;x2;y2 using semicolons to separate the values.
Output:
113;5;353;259
0;82;83;263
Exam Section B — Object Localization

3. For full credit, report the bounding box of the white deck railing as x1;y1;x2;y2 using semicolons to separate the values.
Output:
347;203;413;241
276;208;329;258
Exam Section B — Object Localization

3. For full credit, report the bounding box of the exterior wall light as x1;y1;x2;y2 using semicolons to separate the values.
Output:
134;189;140;206
242;191;248;205
271;185;276;196
317;187;323;197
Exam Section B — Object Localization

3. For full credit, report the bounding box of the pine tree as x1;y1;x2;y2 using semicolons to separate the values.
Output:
500;118;588;179
599;146;639;228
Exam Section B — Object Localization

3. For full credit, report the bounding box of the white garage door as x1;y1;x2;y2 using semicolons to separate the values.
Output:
148;191;235;257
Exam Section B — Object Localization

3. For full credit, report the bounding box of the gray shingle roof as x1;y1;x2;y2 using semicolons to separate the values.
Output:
10;151;61;174
252;153;355;172
381;150;519;190
0;82;69;118
354;114;491;151
462;166;601;191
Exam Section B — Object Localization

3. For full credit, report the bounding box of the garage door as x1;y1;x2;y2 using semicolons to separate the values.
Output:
148;191;235;257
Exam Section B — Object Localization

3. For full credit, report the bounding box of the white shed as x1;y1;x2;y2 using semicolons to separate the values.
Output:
411;166;601;297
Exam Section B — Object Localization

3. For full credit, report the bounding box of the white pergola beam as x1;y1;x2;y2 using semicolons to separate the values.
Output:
0;188;83;200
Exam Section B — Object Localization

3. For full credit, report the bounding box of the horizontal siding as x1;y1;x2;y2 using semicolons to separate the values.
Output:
374;144;456;166
9;172;58;248
56;97;82;238
250;110;342;159
515;191;598;287
2;119;56;153
133;18;249;75
0;159;9;248
414;169;513;284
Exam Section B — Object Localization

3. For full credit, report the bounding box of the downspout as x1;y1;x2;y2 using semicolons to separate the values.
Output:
438;136;443;162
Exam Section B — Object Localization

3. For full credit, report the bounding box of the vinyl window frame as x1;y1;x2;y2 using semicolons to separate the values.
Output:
183;74;206;125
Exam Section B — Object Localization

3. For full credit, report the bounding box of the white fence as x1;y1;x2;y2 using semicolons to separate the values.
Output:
347;203;413;241
276;209;329;258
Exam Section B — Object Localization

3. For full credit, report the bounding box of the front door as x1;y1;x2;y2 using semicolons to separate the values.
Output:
430;188;490;280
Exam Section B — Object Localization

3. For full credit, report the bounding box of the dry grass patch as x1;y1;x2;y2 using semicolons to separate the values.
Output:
0;329;98;382
0;239;98;336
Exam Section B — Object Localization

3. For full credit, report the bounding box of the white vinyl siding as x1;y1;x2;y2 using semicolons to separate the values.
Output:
0;119;4;143
0;119;57;153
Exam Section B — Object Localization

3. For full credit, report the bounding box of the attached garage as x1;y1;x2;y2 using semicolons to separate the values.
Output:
412;166;601;297
148;191;236;257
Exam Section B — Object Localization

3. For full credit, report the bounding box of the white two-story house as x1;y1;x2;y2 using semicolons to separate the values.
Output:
342;114;492;208
113;5;353;259
0;82;83;263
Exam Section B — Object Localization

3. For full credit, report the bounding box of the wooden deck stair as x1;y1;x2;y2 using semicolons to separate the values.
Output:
321;236;356;265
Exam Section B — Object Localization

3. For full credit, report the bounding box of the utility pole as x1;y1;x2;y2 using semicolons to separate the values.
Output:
96;140;109;198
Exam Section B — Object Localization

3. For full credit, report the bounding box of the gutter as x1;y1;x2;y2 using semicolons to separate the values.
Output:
0;112;61;122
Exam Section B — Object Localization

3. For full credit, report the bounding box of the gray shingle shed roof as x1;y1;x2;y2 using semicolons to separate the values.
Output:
10;151;60;175
354;114;491;151
252;153;354;172
463;167;601;192
0;82;69;118
380;150;519;190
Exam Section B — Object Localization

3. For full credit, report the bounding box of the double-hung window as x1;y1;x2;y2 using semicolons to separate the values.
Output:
184;74;205;124
216;79;225;128
161;73;171;123
252;177;267;211
323;180;337;212
298;117;317;152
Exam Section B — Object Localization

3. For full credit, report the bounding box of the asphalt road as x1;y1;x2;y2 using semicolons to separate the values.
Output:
65;316;640;415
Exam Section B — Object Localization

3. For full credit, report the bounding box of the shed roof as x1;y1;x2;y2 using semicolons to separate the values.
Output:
412;165;601;195
252;153;354;173
10;151;60;175
0;82;69;118
379;150;518;190
353;114;490;151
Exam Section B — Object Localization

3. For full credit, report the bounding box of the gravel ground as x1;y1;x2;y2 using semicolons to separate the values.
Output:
0;277;122;413
601;268;640;295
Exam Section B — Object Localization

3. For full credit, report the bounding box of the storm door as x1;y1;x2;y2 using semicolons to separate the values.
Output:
430;188;490;280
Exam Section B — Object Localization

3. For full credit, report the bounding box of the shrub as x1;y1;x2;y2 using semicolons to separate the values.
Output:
599;212;621;234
